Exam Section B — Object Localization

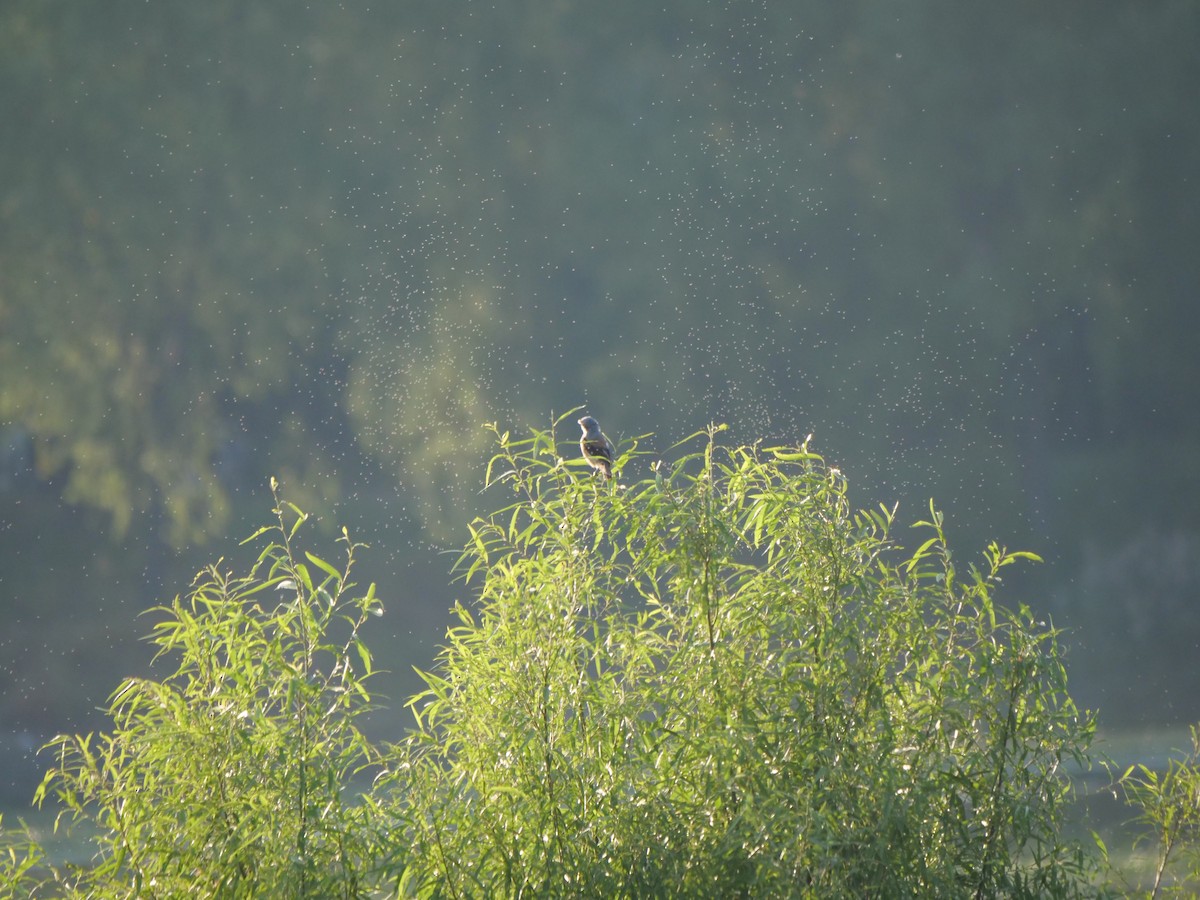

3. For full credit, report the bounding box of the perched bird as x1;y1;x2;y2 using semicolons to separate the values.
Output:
578;416;616;480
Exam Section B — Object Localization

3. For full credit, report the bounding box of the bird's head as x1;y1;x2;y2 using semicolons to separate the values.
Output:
578;416;600;435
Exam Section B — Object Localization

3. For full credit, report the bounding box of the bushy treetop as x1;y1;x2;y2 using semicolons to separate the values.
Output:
2;420;1111;897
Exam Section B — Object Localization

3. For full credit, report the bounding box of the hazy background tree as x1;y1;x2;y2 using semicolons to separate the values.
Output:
2;0;1197;797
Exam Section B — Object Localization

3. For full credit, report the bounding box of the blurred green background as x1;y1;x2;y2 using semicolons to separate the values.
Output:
2;1;1198;802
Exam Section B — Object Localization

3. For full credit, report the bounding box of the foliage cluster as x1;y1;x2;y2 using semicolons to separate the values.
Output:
1118;725;1200;897
10;423;1198;897
389;421;1097;897
9;481;383;898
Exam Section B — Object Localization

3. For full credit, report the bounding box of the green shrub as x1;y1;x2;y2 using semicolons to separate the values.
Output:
386;418;1100;897
1119;724;1200;897
18;481;384;898
0;422;1105;897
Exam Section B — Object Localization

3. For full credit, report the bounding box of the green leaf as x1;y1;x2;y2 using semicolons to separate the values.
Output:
305;550;343;583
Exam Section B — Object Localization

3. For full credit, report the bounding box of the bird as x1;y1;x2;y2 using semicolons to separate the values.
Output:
578;416;616;480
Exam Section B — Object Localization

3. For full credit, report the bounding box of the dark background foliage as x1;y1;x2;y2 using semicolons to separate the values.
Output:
2;0;1197;797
